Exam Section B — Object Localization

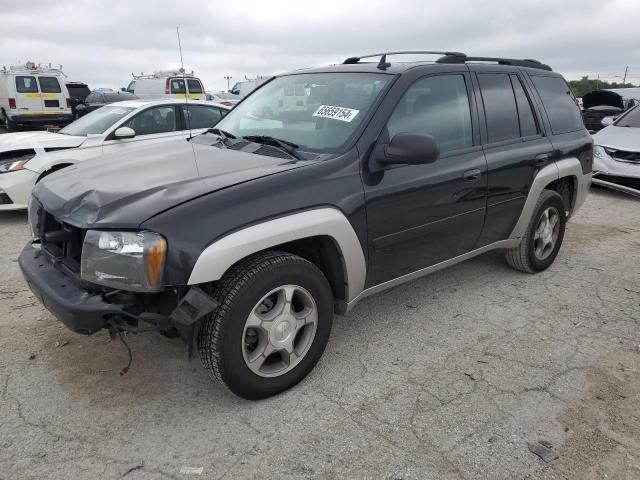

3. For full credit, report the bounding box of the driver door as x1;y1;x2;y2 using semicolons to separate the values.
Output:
101;105;184;155
363;73;488;287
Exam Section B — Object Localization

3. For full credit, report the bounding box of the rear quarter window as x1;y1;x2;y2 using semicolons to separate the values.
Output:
15;76;39;93
530;75;584;134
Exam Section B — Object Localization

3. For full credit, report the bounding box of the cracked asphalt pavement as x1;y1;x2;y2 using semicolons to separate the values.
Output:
1;188;639;479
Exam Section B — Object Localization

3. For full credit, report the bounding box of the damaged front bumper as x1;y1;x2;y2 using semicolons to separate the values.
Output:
593;146;640;197
18;242;216;348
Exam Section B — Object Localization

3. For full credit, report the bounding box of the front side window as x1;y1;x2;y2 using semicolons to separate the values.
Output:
615;105;640;128
214;72;392;152
59;105;135;136
186;79;203;94
531;75;584;134
182;105;222;129
170;78;186;94
387;74;473;152
15;76;38;93
125;106;177;135
126;80;136;93
478;73;520;143
38;76;62;93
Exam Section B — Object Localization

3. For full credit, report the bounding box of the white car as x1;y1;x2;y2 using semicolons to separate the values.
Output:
0;99;229;210
592;104;640;196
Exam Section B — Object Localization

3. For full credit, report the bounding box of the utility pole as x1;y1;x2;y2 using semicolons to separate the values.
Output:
623;66;629;85
224;75;232;92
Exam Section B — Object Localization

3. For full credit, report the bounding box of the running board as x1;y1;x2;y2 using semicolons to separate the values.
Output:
342;239;519;313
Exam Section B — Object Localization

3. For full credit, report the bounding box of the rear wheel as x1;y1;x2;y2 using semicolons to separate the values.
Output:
198;251;334;399
505;189;566;273
4;116;16;133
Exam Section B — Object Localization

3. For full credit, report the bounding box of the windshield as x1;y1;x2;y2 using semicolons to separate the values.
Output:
616;105;640;128
214;73;392;152
59;105;135;136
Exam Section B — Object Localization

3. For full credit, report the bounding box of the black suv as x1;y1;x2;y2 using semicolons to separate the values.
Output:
19;51;592;399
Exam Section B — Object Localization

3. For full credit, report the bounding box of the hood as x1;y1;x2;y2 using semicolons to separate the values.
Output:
593;126;640;151
33;137;317;228
0;131;86;153
582;90;624;110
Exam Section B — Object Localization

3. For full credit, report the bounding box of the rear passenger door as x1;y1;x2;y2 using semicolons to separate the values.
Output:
37;76;67;115
471;68;553;246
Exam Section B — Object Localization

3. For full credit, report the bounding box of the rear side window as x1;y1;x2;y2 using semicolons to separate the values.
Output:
170;78;186;94
182;105;222;129
510;74;539;137
387;74;473;152
38;76;62;93
478;73;520;143
186;79;203;94
15;76;38;93
530;75;583;134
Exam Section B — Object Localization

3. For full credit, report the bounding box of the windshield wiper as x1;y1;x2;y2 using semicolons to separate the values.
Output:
206;127;237;139
242;135;304;160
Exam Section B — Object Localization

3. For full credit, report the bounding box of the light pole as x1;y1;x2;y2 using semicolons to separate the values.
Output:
224;75;232;92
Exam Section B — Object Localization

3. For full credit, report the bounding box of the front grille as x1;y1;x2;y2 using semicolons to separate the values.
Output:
31;200;84;272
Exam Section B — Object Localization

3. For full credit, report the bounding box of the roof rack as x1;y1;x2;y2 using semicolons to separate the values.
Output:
343;51;466;70
436;54;552;71
342;51;552;72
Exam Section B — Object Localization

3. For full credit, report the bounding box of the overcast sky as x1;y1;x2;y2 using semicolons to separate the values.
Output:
2;0;639;91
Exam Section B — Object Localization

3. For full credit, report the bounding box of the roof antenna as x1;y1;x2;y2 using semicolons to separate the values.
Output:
176;26;192;137
377;54;391;70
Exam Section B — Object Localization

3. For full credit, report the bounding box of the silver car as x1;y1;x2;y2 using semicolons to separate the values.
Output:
592;104;640;197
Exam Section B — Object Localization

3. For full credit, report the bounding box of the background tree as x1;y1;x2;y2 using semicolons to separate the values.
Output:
568;76;637;98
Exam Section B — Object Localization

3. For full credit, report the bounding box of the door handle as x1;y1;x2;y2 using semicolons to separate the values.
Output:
535;153;551;166
463;169;482;182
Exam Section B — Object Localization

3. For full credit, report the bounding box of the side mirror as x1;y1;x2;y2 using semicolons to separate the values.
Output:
114;127;135;139
601;116;614;127
372;133;440;171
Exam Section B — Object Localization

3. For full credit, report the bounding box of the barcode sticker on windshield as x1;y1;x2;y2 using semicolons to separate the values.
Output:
312;105;359;122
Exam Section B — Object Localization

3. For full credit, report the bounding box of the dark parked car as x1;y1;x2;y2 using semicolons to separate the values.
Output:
20;51;592;399
582;89;640;132
75;90;138;117
65;82;91;119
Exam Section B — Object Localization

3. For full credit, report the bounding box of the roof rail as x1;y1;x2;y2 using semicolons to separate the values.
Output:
436;55;552;71
343;51;466;66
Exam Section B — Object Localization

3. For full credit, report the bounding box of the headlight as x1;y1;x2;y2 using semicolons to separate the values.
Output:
0;152;35;174
593;146;603;160
81;230;167;292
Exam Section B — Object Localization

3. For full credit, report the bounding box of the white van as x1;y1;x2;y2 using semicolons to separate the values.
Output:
0;62;73;131
126;69;206;100
229;77;269;98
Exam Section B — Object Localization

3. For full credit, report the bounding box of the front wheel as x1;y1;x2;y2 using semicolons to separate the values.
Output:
198;251;334;399
505;189;567;273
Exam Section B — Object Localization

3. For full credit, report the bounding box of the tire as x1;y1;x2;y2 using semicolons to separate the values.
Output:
4;118;16;133
505;189;566;273
198;251;334;400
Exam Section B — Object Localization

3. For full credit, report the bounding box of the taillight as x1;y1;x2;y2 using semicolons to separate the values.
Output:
8;98;16;109
165;79;170;95
66;98;72;108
